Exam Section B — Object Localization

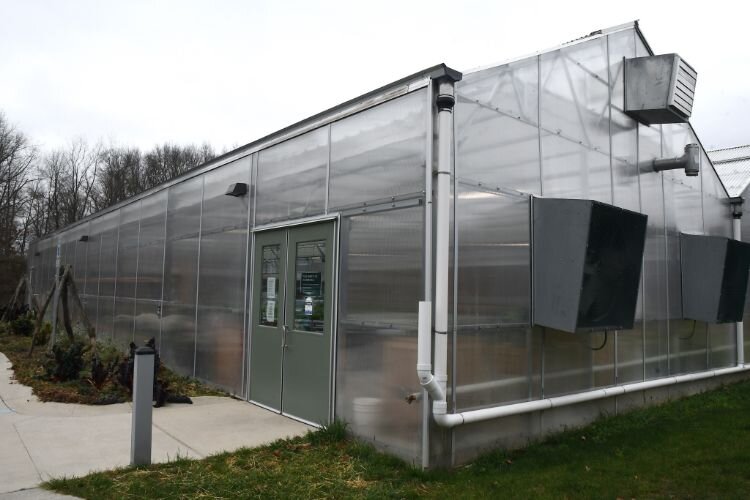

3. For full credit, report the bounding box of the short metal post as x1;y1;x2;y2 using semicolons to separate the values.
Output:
131;347;155;466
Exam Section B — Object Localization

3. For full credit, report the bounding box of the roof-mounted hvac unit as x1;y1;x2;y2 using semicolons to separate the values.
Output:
680;233;750;323
532;198;648;333
624;53;697;125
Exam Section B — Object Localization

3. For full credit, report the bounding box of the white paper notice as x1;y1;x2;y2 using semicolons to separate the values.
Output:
267;277;276;299
266;300;276;322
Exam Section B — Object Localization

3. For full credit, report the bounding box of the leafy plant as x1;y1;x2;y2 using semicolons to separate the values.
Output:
34;322;51;346
11;316;33;336
45;337;88;381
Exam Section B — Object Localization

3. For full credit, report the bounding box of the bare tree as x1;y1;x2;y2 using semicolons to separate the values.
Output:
0;112;36;256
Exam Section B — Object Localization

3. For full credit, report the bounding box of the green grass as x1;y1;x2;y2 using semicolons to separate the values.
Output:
45;379;750;499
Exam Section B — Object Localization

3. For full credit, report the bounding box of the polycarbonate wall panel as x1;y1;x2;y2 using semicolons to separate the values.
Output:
72;224;89;289
134;299;161;346
454;186;539;409
162;177;203;376
336;206;423;463
639;124;669;379
112;202;140;347
136;191;167;302
195;158;250;393
702;152;735;368
329;90;427;209
160;303;197;376
540;38;611;202
256;130;326;224
455;58;541;195
95;211;119;340
455;186;530;327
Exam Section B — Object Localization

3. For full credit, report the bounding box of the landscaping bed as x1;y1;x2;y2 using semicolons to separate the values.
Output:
0;318;225;405
44;378;750;499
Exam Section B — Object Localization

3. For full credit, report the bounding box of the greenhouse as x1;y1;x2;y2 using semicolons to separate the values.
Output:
27;21;750;467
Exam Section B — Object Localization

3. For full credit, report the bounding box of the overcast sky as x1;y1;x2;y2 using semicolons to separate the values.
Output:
1;0;747;153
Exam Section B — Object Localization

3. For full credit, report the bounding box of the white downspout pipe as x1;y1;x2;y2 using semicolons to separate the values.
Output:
417;79;455;418
731;197;745;365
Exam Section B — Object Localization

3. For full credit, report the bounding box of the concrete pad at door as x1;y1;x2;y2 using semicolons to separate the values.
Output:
153;397;312;457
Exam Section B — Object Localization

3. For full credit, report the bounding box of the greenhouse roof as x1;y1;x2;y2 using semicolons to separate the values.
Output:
709;145;750;197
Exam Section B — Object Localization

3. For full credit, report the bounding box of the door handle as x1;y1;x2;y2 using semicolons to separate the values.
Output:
282;324;289;349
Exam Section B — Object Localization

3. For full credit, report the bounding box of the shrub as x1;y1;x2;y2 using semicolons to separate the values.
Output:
45;338;88;381
84;341;122;389
11;316;33;337
34;322;51;346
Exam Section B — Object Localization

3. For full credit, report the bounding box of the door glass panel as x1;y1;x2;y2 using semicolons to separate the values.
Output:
260;244;281;326
293;240;326;332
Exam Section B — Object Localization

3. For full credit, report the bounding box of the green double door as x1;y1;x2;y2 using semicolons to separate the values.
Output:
249;222;334;425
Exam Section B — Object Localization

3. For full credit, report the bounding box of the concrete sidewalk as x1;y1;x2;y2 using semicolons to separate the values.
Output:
0;352;311;496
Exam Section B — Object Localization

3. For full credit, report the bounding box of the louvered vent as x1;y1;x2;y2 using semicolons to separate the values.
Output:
671;58;696;118
624;54;697;125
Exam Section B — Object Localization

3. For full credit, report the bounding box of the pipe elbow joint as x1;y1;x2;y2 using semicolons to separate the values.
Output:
432;401;462;427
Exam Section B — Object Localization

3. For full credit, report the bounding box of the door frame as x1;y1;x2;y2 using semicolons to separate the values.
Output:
245;213;340;427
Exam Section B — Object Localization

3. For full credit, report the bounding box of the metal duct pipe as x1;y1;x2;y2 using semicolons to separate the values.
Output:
652;143;700;176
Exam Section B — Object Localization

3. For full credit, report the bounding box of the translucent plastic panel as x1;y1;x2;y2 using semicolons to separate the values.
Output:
194;160;249;394
164;177;202;303
115;202;140;300
455;97;541;195
540;132;611;203
97;212;119;297
701;152;731;238
336;207;423;463
456;186;530;326
196;161;250;306
195;307;243;394
162;178;202;376
166;178;203;242
329;90;427;209
639;124;669;379
256;130;326;224
134;299;161;347
200;158;251;234
113;297;135;347
160;303;196;377
96;296;114;341
542;327;615;397
608;30;639;213
457;57;539;125
136;191;167;301
708;323;736;369
540;39;610;154
84;225;101;296
455;327;541;411
73;223;89;288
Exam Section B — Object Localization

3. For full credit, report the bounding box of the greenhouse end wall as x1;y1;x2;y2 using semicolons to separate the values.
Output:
448;24;741;465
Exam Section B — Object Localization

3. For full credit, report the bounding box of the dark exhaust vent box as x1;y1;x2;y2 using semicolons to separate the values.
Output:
680;234;750;323
532;198;648;333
